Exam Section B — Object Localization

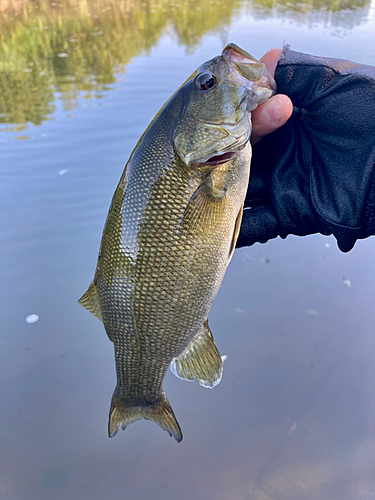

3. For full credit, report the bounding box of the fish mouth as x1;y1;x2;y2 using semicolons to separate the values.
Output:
222;43;277;100
222;43;259;65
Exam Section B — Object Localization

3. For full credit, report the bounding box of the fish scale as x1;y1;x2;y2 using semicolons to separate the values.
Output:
79;43;276;442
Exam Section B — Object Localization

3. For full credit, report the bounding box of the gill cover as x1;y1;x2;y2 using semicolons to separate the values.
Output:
173;43;276;166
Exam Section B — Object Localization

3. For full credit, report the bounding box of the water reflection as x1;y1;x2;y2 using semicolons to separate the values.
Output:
0;0;372;128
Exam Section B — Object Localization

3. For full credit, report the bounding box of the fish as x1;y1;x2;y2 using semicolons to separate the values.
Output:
79;43;276;442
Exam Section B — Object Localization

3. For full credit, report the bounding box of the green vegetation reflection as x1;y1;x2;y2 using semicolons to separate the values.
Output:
0;0;370;127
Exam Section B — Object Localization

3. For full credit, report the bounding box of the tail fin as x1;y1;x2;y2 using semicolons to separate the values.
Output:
108;388;183;442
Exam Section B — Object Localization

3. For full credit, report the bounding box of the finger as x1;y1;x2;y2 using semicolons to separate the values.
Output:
245;133;275;205
251;94;293;144
236;205;280;248
260;48;283;77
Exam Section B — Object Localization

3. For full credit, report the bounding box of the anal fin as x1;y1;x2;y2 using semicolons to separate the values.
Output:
78;280;103;322
171;320;223;388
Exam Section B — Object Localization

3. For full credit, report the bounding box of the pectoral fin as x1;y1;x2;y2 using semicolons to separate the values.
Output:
78;280;103;322
171;320;223;388
178;168;230;233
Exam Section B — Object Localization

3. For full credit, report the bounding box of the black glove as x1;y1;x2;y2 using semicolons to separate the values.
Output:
237;47;375;252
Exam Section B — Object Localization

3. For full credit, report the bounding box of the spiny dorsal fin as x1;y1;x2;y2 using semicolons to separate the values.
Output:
78;280;103;322
171;320;223;388
108;388;182;442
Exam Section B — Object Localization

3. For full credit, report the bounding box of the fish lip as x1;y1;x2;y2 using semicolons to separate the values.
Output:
222;42;277;98
222;43;259;64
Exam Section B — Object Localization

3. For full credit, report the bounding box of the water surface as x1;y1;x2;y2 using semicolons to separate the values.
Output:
2;1;375;499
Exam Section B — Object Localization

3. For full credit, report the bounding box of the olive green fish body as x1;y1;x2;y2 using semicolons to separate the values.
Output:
79;44;276;442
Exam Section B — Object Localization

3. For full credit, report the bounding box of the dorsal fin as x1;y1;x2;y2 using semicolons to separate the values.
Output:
171;320;223;388
78;280;103;322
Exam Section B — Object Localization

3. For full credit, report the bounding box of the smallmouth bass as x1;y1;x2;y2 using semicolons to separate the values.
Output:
79;43;276;442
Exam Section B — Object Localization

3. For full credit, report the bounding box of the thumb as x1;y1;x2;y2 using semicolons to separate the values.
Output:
251;94;293;145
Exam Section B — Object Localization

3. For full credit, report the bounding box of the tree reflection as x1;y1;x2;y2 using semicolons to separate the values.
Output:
0;0;371;126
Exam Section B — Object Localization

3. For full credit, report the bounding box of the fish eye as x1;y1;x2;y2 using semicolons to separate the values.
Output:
196;72;218;91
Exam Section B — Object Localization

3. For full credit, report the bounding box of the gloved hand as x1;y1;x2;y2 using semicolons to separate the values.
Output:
238;47;375;252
